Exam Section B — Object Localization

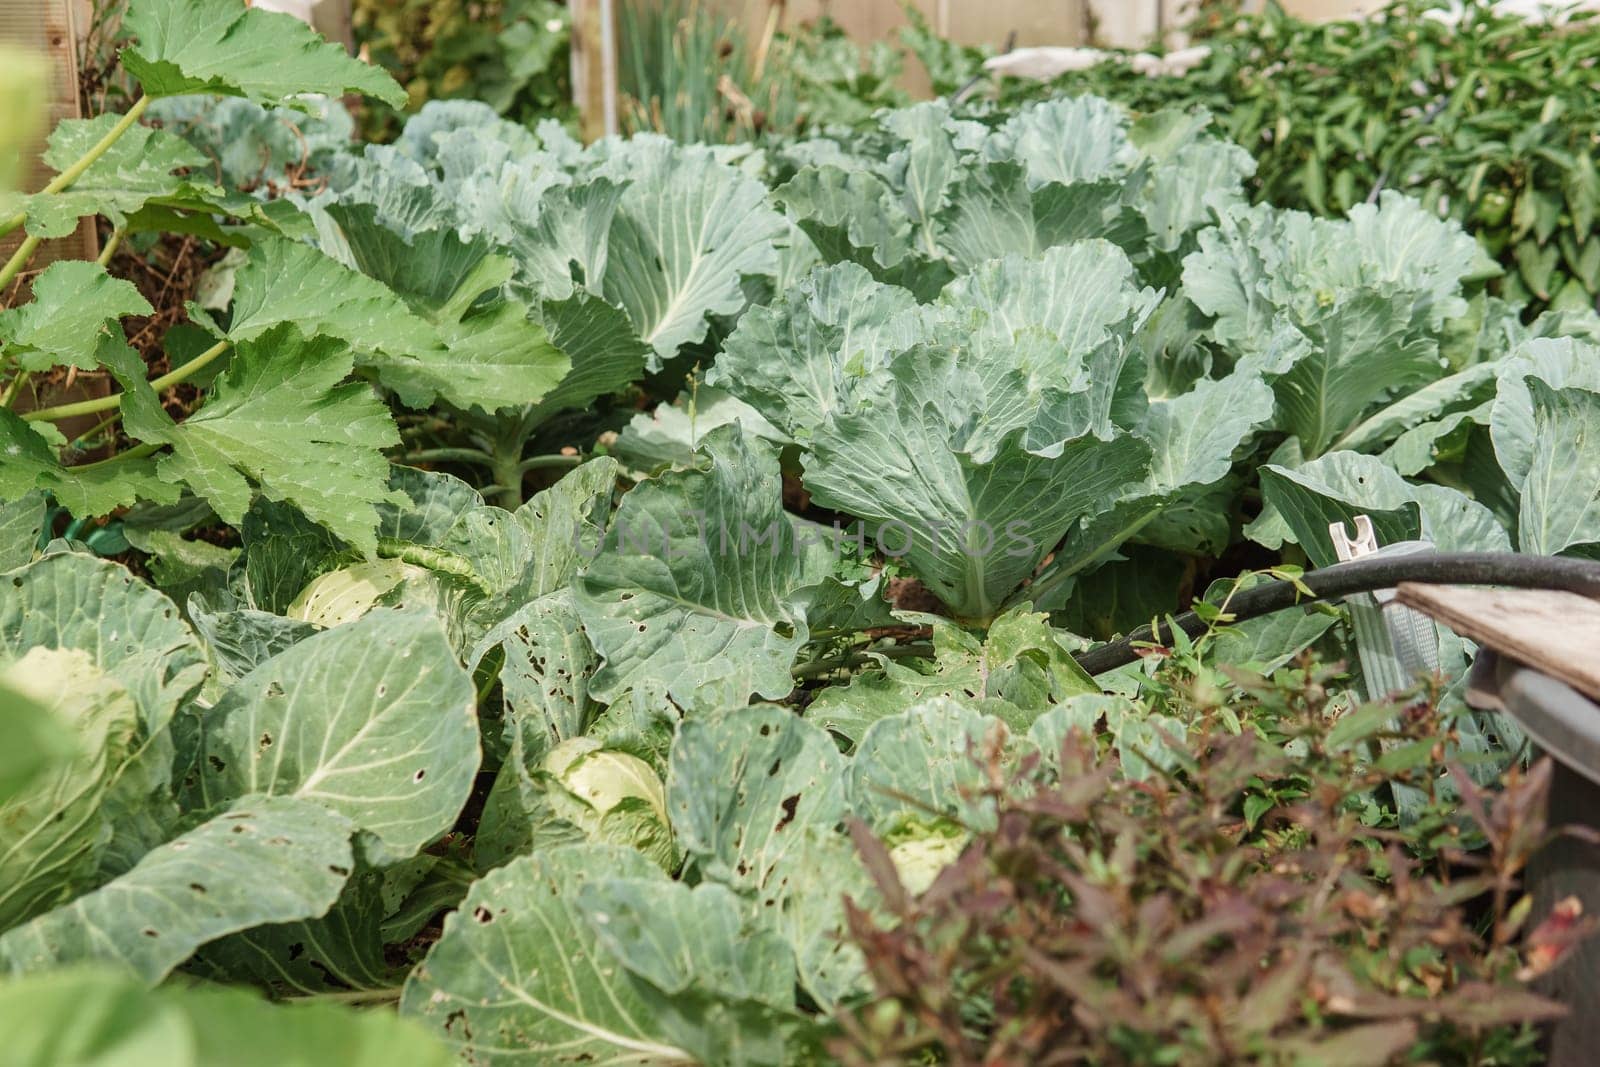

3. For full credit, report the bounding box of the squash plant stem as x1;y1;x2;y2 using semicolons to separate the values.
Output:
0;234;42;293
0;96;152;240
0;98;152;293
68;441;160;472
23;337;232;423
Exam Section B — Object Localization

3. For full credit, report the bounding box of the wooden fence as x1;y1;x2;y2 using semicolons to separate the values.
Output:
0;0;95;268
706;0;1375;53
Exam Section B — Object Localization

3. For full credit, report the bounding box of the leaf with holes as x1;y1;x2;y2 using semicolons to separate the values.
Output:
401;843;692;1064
847;698;1005;832
183;610;479;863
579;879;826;1063
667;705;847;891
0;795;353;982
575;426;813;711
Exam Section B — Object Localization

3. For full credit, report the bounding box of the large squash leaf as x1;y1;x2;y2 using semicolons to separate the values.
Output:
120;0;404;108
0;405;181;521
3;117;234;239
225;234;443;360
327;207;571;413
111;325;401;556
0;261;150;371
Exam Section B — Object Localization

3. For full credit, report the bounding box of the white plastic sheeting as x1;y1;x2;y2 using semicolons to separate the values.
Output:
984;44;1211;81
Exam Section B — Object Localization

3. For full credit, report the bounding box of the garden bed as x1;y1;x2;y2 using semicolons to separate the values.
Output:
0;1;1596;1063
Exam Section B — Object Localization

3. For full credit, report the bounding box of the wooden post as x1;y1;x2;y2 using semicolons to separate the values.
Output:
571;0;619;143
0;0;98;277
255;0;355;51
1087;1;1162;48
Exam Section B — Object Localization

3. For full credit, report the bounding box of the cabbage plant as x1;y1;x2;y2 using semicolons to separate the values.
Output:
0;1;1591;1060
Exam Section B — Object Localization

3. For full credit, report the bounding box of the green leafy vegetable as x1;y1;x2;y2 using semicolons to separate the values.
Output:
121;0;405;107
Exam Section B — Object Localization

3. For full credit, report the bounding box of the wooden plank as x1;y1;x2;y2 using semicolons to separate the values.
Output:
1397;583;1600;703
709;0;1088;98
1090;2;1161;48
1279;0;1379;18
572;0;620;142
0;0;97;281
947;0;1085;49
768;0;1086;47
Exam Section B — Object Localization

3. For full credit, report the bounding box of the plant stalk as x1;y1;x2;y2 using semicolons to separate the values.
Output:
1010;508;1162;614
490;433;526;510
0;370;29;409
68;441;160;472
794;640;934;680
23;338;231;423
403;447;496;467
97;228;124;266
284;987;403;1006
0;96;152;240
0;235;42;293
519;453;582;474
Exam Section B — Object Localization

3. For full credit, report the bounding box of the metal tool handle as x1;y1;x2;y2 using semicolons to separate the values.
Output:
1329;516;1442;700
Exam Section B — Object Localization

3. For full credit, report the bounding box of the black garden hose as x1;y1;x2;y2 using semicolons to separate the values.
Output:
1072;552;1600;676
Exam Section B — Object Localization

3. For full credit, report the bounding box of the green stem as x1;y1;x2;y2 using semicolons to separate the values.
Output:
1008;508;1162;614
476;657;504;706
489;431;526;511
0;96;152;240
0;234;42;293
68;441;159;472
283;987;403;1006
96;228;124;266
793;640;933;680
402;447;495;467
0;370;29;409
71;411;122;447
519;453;581;474
23;338;231;423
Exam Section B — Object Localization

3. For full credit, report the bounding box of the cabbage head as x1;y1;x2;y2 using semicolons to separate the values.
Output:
542;738;676;871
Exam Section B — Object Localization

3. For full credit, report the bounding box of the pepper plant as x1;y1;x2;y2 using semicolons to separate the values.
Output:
988;0;1600;317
